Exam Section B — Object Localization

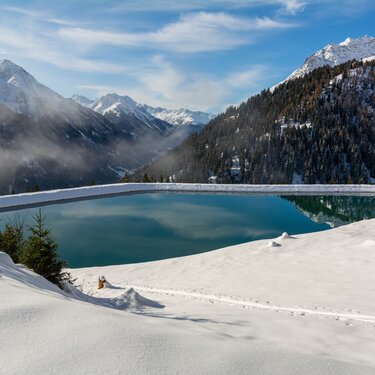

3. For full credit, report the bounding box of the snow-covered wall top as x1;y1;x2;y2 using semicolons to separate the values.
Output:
1;183;375;211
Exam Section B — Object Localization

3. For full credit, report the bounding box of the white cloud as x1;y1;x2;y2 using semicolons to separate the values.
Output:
59;12;297;53
0;26;126;73
226;65;269;88
79;58;272;111
277;0;306;15
2;6;78;26
110;0;308;14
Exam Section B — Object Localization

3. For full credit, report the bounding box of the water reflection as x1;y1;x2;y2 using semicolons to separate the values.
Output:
283;196;375;227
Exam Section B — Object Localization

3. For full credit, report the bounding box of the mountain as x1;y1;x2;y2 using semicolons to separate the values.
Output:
278;36;375;86
0;59;213;193
0;59;68;118
71;94;94;107
88;93;173;137
141;105;214;127
0;60;138;193
72;94;214;130
136;58;375;184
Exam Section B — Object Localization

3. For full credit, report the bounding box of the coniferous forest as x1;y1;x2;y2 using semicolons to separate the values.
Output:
133;60;375;184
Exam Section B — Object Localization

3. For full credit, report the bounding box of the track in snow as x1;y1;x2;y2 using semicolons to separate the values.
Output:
125;284;375;324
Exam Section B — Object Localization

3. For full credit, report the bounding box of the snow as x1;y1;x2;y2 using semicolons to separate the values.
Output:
1;182;375;211
2;217;375;374
273;36;375;89
70;94;94;107
142;105;215;126
72;93;214;127
0;59;65;117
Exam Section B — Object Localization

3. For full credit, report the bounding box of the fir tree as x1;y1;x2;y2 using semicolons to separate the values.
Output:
0;219;24;263
20;210;68;287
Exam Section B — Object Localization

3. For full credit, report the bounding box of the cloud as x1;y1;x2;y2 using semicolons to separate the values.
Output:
0;26;126;73
2;6;78;26
110;0;308;15
79;58;272;111
226;65;270;88
277;0;306;15
59;12;297;53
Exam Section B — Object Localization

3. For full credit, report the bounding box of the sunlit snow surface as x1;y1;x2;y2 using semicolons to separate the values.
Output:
2;217;375;374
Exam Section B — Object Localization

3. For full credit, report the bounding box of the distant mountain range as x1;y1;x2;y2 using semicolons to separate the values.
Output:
138;36;375;185
72;94;214;128
0;59;213;193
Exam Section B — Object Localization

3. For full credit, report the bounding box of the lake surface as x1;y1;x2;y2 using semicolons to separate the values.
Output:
1;194;374;268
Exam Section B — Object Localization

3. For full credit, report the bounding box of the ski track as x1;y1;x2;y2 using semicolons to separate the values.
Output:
116;284;375;324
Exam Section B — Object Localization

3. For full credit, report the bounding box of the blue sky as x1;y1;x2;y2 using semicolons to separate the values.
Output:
0;0;374;113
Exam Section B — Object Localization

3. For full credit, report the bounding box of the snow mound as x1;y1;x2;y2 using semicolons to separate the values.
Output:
65;282;165;311
362;239;375;247
267;241;281;248
281;232;290;239
0;251;14;267
114;288;165;310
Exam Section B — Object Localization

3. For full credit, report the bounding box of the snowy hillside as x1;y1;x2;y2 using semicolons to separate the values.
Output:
2;218;375;374
278;36;375;86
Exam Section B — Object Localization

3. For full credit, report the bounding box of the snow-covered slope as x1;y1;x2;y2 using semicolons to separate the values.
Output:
0;59;66;118
142;105;215;126
278;36;375;86
2;218;375;374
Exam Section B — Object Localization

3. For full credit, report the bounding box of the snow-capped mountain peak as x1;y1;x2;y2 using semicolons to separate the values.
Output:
141;105;215;126
91;93;140;117
71;94;94;107
72;93;214;127
278;35;375;86
0;59;64;117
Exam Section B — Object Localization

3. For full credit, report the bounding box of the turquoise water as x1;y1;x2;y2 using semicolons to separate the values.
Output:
1;194;374;268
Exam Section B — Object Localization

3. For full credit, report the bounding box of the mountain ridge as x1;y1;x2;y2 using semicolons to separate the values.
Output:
72;93;214;127
274;35;375;88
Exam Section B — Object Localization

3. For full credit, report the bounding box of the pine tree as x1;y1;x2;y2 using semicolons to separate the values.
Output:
20;210;68;287
0;220;24;263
